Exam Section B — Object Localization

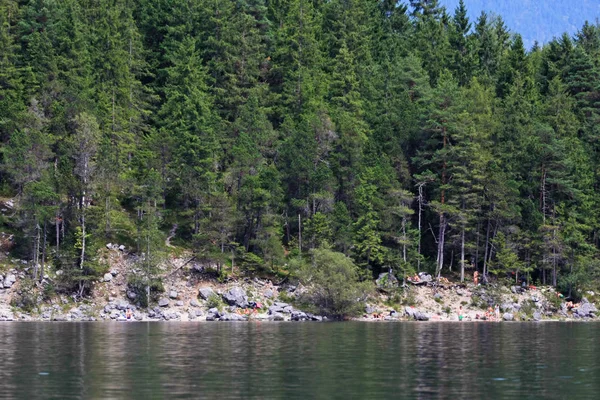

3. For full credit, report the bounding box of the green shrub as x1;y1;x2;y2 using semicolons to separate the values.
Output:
206;293;225;310
520;300;536;317
11;278;37;312
127;276;164;308
298;249;373;319
401;289;417;306
543;290;562;311
277;290;294;304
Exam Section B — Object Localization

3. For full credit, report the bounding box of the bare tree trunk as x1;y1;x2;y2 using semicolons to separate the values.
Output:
436;214;446;278
552;228;557;287
417;183;425;272
55;212;60;256
402;216;407;263
34;218;40;281
486;221;499;277
298;214;302;253
460;226;465;282
41;221;47;282
80;187;86;270
474;219;480;271
105;193;111;236
543;267;546;285
483;217;491;278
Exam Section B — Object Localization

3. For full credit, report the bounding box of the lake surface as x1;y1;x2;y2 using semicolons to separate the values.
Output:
0;322;598;399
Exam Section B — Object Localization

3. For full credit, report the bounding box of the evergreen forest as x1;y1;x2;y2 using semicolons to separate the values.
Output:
2;0;600;299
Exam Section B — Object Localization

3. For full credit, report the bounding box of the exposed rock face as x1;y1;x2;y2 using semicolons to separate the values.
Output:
219;313;246;321
198;287;215;300
404;307;430;321
268;305;284;314
222;287;248;308
189;299;201;308
158;298;170;307
269;313;285;321
503;313;514;321
3;274;16;288
573;300;598;318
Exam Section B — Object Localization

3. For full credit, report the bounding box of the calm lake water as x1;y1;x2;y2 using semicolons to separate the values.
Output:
0;322;598;399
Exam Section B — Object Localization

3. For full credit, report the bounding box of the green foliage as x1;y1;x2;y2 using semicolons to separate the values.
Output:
206;293;225;310
519;300;537;317
127;275;164;308
1;0;600;304
10;277;37;312
298;248;373;318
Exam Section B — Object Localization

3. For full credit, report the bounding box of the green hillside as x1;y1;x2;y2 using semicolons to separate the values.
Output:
1;0;600;300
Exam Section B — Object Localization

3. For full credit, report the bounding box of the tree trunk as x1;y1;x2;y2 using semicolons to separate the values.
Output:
34;218;40;281
402;216;407;263
483;217;491;278
460;226;465;282
474;219;480;270
436;213;446;278
41;221;47;282
552;228;558;287
436;126;448;279
55;212;60;256
80;210;86;270
417;183;425;272
298;214;302;253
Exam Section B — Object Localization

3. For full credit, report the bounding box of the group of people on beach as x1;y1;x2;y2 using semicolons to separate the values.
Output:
457;304;501;321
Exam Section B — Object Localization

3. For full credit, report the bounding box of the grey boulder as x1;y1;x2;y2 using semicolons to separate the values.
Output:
574;301;598;318
189;298;201;308
222;287;248;308
158;298;170;307
219;313;246;321
503;313;514;321
3;274;16;288
376;272;399;288
198;287;215;300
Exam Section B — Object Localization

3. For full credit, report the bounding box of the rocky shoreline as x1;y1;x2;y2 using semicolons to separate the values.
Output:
0;251;598;323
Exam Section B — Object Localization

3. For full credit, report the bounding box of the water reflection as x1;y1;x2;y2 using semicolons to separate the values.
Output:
0;322;597;399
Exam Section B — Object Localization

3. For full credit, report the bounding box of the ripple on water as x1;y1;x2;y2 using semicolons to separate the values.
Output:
0;322;597;399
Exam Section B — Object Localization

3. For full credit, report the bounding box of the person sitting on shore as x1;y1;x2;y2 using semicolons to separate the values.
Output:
566;301;580;310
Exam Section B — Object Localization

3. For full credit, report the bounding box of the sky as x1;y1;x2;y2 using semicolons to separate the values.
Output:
437;0;600;48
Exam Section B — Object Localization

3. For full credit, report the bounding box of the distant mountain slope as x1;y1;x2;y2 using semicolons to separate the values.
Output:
439;0;600;48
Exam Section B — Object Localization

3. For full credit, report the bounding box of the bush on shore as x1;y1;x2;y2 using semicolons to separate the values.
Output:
297;249;372;319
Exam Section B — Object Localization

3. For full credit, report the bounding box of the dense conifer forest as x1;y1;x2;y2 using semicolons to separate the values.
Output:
2;0;600;298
